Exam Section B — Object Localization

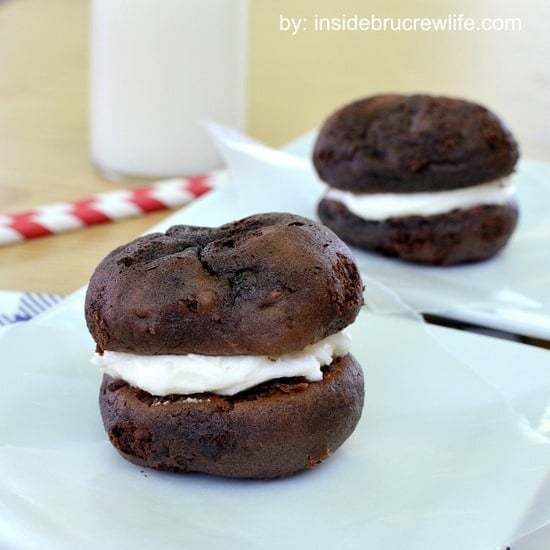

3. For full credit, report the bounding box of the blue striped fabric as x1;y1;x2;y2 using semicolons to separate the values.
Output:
0;292;64;326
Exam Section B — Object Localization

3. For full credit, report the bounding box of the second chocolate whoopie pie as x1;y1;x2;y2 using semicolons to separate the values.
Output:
85;212;365;479
313;94;520;265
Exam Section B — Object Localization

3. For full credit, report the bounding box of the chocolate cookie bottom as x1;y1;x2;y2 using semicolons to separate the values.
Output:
318;198;519;265
99;354;364;479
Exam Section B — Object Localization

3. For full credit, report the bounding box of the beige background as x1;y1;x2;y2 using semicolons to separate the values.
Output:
248;0;550;160
0;0;548;294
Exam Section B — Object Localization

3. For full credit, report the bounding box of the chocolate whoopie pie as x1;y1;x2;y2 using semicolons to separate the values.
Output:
85;213;365;479
313;94;520;265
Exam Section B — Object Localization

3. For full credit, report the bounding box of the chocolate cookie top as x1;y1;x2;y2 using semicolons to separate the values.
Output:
313;94;519;193
85;213;363;356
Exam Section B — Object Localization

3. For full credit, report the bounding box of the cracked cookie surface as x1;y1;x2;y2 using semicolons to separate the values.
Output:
313;94;519;193
85;212;364;356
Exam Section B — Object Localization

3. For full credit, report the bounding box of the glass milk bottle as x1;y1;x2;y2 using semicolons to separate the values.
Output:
89;0;248;181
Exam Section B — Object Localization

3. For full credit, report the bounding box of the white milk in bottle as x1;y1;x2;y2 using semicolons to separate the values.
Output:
89;0;248;181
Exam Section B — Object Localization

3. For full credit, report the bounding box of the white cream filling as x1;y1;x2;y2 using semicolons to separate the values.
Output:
92;330;351;397
326;178;516;220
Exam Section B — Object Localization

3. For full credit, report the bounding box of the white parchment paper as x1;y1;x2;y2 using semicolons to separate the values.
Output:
1;127;548;548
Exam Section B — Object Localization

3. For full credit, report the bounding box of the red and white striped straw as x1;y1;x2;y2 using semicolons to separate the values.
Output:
0;174;217;246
